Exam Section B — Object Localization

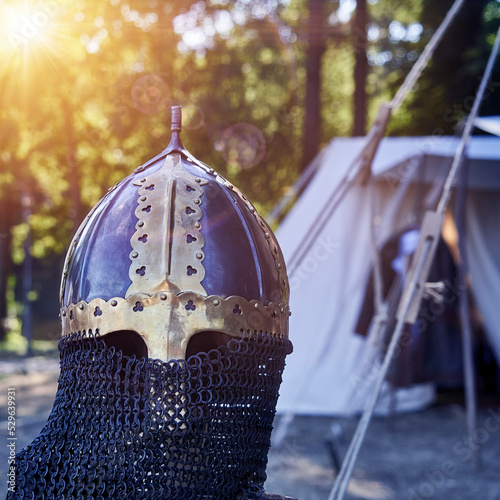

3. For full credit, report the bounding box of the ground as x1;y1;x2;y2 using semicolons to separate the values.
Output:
0;358;499;500
266;405;500;500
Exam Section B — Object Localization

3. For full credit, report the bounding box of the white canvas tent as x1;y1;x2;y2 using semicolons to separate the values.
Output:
275;135;500;416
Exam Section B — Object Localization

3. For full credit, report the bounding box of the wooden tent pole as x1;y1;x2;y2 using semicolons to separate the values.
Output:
456;159;479;469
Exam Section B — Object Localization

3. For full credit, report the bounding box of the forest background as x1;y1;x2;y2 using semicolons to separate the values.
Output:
0;0;499;350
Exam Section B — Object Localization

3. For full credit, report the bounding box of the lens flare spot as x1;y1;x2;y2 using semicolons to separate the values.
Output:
221;123;266;169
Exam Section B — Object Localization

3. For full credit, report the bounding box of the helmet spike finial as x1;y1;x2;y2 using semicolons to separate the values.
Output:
171;105;182;133
165;105;184;153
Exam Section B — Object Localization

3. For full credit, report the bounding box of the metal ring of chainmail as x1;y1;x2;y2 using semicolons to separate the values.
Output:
9;331;292;500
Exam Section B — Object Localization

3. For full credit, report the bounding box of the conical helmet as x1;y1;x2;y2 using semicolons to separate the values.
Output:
59;106;290;361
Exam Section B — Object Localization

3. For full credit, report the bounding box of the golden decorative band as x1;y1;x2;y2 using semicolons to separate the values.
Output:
61;292;290;361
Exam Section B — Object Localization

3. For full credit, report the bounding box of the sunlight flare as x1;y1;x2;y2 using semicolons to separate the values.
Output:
0;1;57;52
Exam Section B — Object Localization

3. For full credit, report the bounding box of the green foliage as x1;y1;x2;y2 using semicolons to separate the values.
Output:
322;44;356;140
0;330;27;356
376;0;498;135
0;275;23;352
1;0;498;245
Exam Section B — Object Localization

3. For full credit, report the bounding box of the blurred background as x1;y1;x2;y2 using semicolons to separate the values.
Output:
0;0;499;354
1;1;500;499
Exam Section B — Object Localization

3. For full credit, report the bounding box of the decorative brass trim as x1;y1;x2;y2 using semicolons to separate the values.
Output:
61;292;289;361
127;153;208;297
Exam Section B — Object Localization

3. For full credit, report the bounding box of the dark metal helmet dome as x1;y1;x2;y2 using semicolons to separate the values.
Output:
59;106;290;361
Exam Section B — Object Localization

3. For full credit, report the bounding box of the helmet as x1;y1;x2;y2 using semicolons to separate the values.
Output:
59;106;290;361
11;106;293;500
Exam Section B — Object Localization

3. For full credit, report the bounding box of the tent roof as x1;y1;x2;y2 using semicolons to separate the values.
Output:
341;135;500;189
474;116;500;137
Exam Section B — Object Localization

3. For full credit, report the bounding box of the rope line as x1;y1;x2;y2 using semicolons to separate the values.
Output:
390;0;466;111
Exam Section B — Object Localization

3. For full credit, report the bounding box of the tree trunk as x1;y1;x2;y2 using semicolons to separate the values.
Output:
0;196;13;341
302;0;327;171
353;0;368;136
